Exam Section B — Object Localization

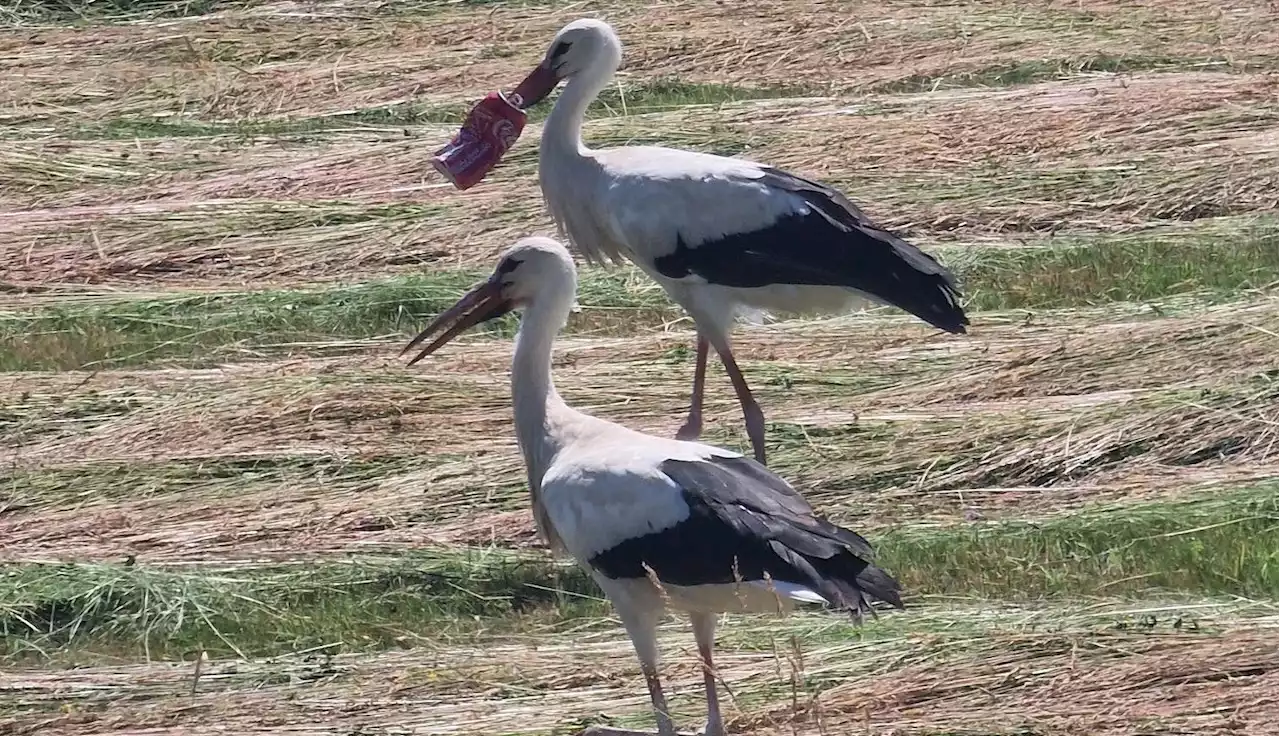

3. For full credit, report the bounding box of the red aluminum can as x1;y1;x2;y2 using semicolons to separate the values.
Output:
431;92;527;191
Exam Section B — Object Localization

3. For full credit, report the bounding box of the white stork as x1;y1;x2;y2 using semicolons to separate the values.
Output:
403;236;902;736
502;18;969;466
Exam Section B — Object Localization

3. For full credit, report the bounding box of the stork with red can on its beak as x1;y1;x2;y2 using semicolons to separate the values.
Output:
438;18;970;468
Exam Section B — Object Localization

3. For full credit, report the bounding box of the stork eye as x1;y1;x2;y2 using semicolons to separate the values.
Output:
497;257;522;275
549;41;571;63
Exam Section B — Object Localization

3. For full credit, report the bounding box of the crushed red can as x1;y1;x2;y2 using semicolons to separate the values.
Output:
431;92;527;191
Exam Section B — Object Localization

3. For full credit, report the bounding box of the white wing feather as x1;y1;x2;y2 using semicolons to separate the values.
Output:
595;146;806;262
538;427;739;562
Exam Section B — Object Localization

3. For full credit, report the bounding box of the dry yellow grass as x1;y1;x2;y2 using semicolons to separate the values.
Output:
2;71;1274;288
744;626;1279;736
3;607;1274;736
4;299;1272;464
2;0;1272;125
3;299;1273;562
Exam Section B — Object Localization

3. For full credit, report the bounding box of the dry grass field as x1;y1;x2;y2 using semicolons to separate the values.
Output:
1;0;1278;734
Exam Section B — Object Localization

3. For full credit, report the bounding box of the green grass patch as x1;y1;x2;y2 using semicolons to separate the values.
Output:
874;54;1275;93
0;388;157;445
0;0;558;24
2;485;1272;661
3;217;1273;370
65;81;815;141
1;0;237;23
953;217;1278;310
4;596;1267;729
878;484;1278;601
75;106;472;140
0;454;424;508
0;551;606;662
586;79;820;117
0;269;674;371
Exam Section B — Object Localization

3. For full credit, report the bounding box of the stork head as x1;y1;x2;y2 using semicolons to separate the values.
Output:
510;18;623;110
402;237;577;366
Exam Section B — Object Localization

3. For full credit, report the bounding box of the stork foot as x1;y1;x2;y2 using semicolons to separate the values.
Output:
675;414;703;442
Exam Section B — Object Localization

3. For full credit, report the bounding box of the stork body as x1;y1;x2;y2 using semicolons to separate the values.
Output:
403;237;902;736
507;19;969;465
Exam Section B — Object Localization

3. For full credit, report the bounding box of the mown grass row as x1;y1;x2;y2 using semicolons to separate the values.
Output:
4;374;1274;539
3;221;1274;371
63;81;819;140
3;598;1270;732
872;54;1274;93
31;48;1270;141
2;484;1274;661
1;0;552;24
0;268;667;371
11;55;1261;165
0;455;429;506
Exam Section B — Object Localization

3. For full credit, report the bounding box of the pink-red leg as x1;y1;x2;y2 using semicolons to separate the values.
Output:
691;612;726;736
675;335;709;442
714;344;767;466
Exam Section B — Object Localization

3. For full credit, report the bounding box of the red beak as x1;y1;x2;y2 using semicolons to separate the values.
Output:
401;276;515;366
509;62;561;110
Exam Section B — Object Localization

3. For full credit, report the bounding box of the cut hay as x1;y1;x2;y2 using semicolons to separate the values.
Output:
1;1;1275;733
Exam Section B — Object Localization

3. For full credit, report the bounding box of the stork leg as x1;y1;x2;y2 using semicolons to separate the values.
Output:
633;628;676;736
644;665;676;736
675;335;710;442
621;601;678;736
690;612;726;736
582;612;725;736
578;616;687;736
708;340;767;466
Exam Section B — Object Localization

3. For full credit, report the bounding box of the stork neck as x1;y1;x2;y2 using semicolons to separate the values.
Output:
510;293;576;486
542;65;611;156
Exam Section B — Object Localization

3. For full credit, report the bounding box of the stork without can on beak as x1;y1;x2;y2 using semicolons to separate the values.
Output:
403;236;903;736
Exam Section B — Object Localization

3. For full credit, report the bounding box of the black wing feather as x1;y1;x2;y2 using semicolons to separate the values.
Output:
588;455;903;615
652;166;969;335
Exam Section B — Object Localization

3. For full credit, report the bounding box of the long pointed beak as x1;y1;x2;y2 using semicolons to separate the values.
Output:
509;62;560;110
401;277;515;367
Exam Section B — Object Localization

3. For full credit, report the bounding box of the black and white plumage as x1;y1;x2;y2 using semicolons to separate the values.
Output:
403;237;902;736
590;454;900;614
507;18;969;466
